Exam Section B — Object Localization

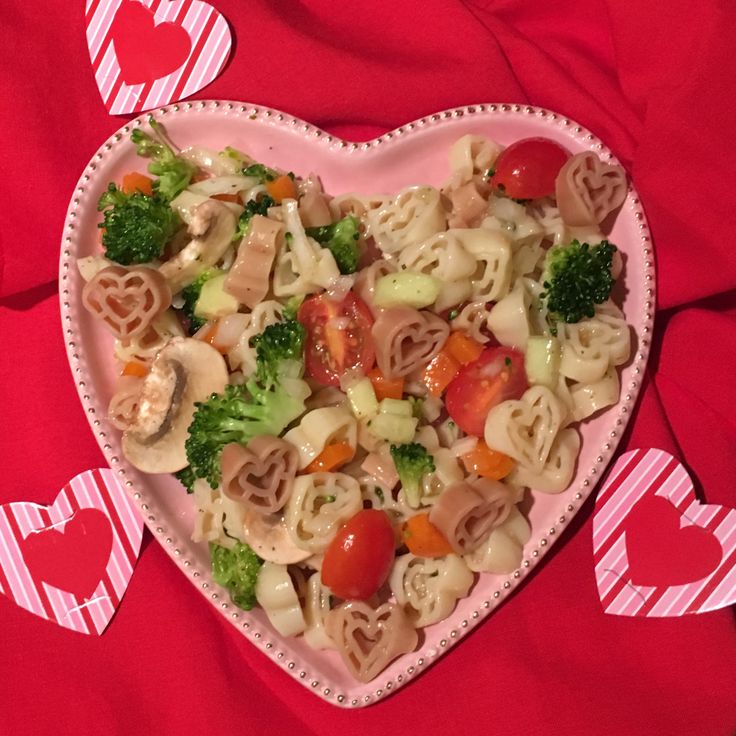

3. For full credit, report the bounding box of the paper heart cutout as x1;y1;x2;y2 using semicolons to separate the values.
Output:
594;449;736;617
112;0;191;85
0;470;144;634
555;151;628;227
82;266;171;340
19;508;113;599
625;495;723;587
86;0;232;115
221;437;299;514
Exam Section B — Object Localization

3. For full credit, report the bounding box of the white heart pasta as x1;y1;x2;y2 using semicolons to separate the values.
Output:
191;480;247;549
484;385;568;475
329;192;388;221
389;554;474;627
450;301;492;343
509;427;581;494
303;573;336;650
447;134;501;185
558;300;631;384
486;281;533;351
366;185;447;255
464;506;531;574
461;228;513;302
285;472;362;553
569;366;621;422
255;562;307;637
359;477;414;525
273;198;340;296
282;407;358;470
113;309;185;365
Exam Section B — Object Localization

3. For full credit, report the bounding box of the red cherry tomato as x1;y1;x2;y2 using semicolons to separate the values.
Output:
297;291;376;386
321;510;395;600
491;137;570;199
445;347;528;437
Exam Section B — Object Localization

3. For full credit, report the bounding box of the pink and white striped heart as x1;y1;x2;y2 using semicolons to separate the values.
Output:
0;470;144;634
594;448;736;617
86;0;232;115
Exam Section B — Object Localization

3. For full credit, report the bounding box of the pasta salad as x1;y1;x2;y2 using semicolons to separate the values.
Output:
79;120;631;682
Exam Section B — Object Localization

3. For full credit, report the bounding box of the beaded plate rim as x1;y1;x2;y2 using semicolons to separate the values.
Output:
58;100;655;708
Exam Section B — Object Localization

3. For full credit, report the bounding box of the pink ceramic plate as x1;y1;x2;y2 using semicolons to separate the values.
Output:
59;101;655;707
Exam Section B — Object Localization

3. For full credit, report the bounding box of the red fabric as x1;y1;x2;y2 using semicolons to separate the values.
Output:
1;0;735;733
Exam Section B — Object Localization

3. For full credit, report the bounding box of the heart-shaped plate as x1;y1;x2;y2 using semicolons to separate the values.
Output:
59;101;655;706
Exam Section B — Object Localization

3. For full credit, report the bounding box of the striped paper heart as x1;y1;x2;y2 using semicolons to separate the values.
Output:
0;470;144;634
594;449;736;617
86;0;232;115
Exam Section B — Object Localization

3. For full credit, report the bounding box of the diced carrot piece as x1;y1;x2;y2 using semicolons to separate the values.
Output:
121;172;154;196
421;349;460;397
266;174;297;203
303;442;355;474
445;331;484;365
211;193;241;203
461;441;515;480
121;361;149;378
367;368;404;401
402;513;454;557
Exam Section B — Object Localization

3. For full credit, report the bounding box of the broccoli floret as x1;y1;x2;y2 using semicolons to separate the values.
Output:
233;194;276;241
306;216;361;274
97;183;177;265
541;240;617;335
211;542;263;610
242;163;278;183
180;268;221;335
282;296;304;322
185;378;308;488
174;466;197;493
130;118;196;201
251;319;306;383
390;442;436;508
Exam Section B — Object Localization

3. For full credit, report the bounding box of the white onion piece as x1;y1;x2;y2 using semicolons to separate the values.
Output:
325;275;356;302
188;175;258;198
171;190;243;225
180;147;243;176
451;436;478;457
361;452;399;490
212;313;250;352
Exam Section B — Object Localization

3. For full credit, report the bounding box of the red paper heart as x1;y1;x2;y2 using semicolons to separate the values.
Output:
111;1;191;86
0;470;144;634
594;449;736;617
624;495;722;587
19;509;113;599
86;0;233;115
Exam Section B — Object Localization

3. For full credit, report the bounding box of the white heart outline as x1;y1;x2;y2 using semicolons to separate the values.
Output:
59;100;656;706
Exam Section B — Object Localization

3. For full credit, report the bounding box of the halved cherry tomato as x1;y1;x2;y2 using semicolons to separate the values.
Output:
321;510;395;600
298;292;375;386
491;137;570;199
445;347;528;436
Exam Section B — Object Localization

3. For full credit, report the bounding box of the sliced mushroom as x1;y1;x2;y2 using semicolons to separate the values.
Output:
158;199;237;293
122;337;229;473
241;509;311;565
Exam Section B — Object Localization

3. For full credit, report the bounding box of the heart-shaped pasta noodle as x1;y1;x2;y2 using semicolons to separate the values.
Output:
114;310;185;365
429;478;516;554
366;185;447;255
555;151;628;227
107;375;144;431
451;301;492;344
389;554;474;627
372;307;449;378
509;427;580;494
460;229;513;302
303;573;336;650
484;385;567;475
220;436;299;514
329;192;388;221
558;301;631;384
224;215;281;309
285;472;362;553
82;265;172;340
569;367;620;422
283;407;357;470
447;181;489;228
227;300;284;376
325;601;419;683
447;134;501;186
464;506;531;574
353;259;397;316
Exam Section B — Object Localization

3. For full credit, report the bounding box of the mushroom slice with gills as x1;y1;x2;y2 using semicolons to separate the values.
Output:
241;509;311;565
158;199;237;294
122;337;229;473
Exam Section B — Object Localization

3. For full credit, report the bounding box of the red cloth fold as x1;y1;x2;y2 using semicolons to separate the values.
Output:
1;1;735;734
